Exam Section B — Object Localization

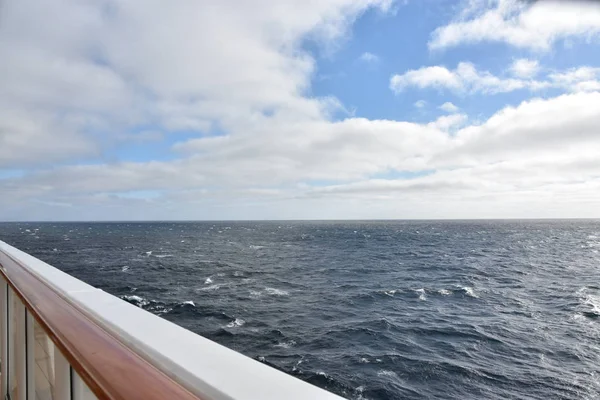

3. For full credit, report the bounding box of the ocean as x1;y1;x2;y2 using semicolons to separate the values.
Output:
1;220;599;399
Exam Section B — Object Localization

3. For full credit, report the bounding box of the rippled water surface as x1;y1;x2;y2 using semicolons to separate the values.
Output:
2;220;600;399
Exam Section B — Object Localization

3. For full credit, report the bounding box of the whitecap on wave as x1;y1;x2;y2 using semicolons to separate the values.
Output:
586;296;600;315
120;295;149;307
377;370;398;378
226;318;245;328
204;277;213;284
461;286;478;298
577;287;600;318
249;287;289;297
198;284;220;292
354;385;367;400
275;340;296;348
264;287;289;296
152;305;173;315
182;300;195;307
414;288;426;301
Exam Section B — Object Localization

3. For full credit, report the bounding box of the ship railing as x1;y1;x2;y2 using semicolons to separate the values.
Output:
0;240;344;400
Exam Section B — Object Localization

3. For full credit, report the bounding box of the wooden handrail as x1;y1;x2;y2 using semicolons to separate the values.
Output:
0;251;203;400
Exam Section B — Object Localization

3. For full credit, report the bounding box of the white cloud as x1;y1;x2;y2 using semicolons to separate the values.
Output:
428;113;468;131
429;0;600;51
548;67;600;92
2;117;449;199
359;52;380;63
509;58;539;78
391;62;600;95
439;102;459;113
0;0;392;167
414;100;427;108
390;65;462;92
390;62;529;94
0;107;98;168
437;91;600;167
302;91;600;217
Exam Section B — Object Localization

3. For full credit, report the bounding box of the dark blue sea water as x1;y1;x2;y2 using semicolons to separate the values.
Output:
1;220;600;399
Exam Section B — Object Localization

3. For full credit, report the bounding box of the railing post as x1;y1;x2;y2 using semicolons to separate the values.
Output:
54;348;71;400
7;287;14;400
71;368;84;400
26;311;34;400
16;301;26;400
1;279;7;399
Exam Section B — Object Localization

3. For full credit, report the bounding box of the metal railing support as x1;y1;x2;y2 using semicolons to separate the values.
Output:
71;369;86;400
55;349;71;400
1;279;8;399
16;300;26;400
25;311;34;400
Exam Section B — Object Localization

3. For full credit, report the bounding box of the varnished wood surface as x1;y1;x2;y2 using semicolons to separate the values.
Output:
0;251;204;400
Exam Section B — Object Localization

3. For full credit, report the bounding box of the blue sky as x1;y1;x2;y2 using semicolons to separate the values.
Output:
310;1;600;123
1;0;600;220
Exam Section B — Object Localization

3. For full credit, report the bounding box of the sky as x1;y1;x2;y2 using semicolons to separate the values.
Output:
1;0;600;221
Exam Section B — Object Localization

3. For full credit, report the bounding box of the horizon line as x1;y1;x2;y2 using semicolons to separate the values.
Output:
1;217;599;223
